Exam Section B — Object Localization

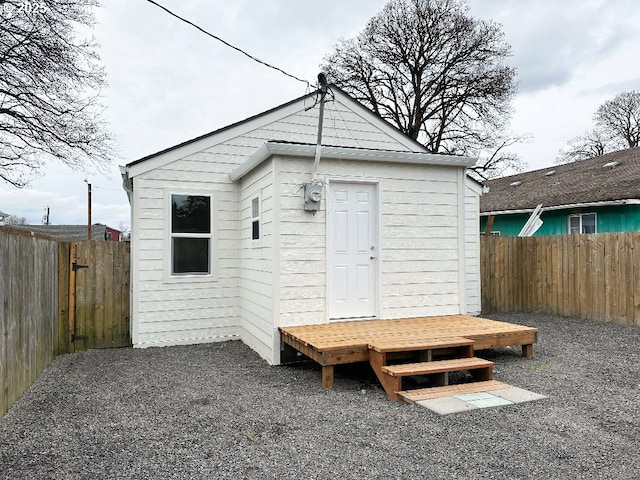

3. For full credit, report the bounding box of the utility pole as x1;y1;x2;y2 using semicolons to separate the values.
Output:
312;72;329;179
85;179;92;240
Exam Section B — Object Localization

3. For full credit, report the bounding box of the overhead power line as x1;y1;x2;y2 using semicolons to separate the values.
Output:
145;0;310;87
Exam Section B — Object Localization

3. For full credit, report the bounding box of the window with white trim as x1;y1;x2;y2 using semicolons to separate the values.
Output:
568;213;596;234
251;194;260;241
170;194;212;275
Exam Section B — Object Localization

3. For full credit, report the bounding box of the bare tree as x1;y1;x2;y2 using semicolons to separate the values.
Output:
321;0;523;176
595;90;640;149
471;132;531;180
117;221;131;241
4;214;27;225
556;128;613;163
0;0;112;187
557;90;640;162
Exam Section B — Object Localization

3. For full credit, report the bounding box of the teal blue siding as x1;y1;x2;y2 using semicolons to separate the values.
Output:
480;213;528;236
597;205;640;232
481;204;640;236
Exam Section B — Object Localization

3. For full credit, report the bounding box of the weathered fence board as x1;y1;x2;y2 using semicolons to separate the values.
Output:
481;233;640;326
65;241;131;352
58;242;71;354
1;229;131;417
0;229;59;417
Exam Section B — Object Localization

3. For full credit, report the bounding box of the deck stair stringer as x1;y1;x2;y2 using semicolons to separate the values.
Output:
368;336;494;402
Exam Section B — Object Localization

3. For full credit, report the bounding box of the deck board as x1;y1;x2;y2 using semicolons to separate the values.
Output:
368;336;474;353
280;315;538;360
382;357;494;377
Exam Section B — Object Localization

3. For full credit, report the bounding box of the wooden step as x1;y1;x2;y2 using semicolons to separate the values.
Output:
368;336;474;353
381;357;494;377
397;380;508;404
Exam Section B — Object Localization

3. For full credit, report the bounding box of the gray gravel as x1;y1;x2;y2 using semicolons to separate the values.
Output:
1;312;639;480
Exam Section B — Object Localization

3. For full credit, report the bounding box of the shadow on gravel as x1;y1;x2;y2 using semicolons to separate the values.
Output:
0;312;638;480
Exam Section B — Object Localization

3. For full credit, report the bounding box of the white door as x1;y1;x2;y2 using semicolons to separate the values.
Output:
327;182;378;319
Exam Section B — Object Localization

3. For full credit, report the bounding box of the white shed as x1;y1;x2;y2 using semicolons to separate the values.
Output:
121;86;482;364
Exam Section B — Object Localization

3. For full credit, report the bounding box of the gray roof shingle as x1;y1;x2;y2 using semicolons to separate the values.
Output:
480;147;640;213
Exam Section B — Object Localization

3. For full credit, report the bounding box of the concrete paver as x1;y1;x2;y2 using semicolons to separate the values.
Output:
416;396;478;415
490;386;547;403
416;384;545;415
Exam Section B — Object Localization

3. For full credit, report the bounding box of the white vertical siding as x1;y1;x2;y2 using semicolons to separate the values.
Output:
238;160;276;362
129;129;267;347
276;156;328;327
378;164;463;318
275;157;464;327
131;173;240;347
464;179;482;314
129;96;416;348
250;99;424;153
128;92;478;358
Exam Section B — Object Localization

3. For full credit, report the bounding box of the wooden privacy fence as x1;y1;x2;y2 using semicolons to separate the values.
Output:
1;228;130;416
58;240;131;353
481;233;640;326
0;228;59;416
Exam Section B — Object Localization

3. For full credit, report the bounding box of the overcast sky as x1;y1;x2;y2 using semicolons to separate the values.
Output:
1;0;639;228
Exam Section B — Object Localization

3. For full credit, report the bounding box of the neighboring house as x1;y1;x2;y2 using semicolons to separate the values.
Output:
120;86;483;364
481;147;640;236
104;225;123;241
10;223;122;242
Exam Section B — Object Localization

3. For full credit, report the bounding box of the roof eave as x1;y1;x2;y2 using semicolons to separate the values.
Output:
229;142;476;182
480;199;640;216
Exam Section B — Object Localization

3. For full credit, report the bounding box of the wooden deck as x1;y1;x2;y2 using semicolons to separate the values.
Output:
279;315;538;390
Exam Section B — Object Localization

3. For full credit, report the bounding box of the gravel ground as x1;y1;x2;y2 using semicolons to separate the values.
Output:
1;312;639;480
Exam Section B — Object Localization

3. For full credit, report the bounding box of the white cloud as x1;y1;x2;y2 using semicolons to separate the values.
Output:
2;0;640;224
0;163;130;228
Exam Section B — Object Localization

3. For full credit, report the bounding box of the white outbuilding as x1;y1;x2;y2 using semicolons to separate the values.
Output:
120;86;483;364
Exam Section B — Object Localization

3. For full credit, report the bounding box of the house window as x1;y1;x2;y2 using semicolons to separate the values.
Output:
568;213;596;234
171;194;212;275
251;194;260;241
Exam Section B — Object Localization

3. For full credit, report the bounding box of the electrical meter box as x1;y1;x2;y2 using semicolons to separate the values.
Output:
304;183;322;211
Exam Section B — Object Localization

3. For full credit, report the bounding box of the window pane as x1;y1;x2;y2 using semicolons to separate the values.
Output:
252;196;259;219
172;195;210;233
582;214;596;233
569;216;580;234
173;237;210;274
252;220;260;240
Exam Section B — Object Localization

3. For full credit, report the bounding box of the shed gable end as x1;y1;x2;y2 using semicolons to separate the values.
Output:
127;88;425;178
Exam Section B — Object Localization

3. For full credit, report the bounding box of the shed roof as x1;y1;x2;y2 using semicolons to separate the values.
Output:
480;147;640;214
